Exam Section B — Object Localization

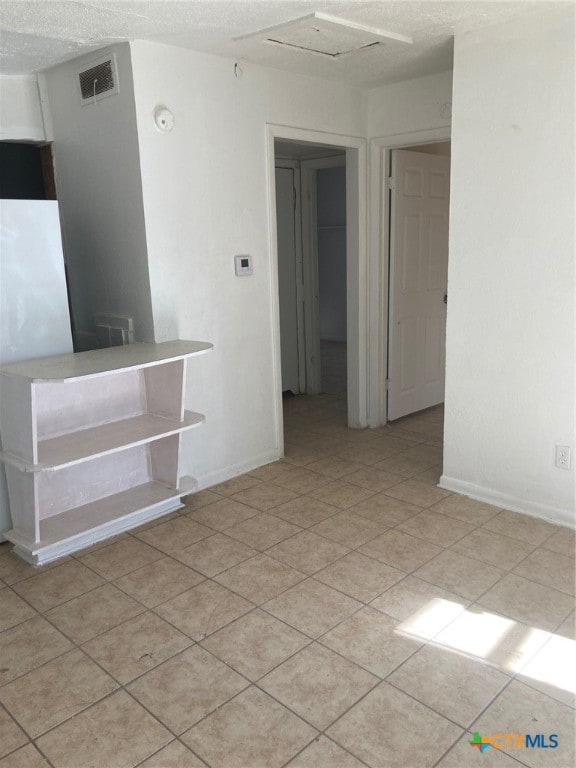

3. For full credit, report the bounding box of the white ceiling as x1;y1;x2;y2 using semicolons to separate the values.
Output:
0;1;561;85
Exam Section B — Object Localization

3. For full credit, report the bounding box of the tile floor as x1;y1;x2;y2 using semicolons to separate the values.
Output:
0;359;575;767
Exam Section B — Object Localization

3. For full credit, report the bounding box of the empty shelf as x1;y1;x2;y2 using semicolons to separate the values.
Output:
38;482;183;546
35;411;204;470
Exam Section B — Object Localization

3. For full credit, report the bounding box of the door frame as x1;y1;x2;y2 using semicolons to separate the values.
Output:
300;153;346;395
369;128;451;426
274;159;306;393
266;124;368;444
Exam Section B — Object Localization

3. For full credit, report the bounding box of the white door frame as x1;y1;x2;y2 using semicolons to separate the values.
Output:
300;153;346;395
369;128;451;426
274;159;306;393
266;125;368;440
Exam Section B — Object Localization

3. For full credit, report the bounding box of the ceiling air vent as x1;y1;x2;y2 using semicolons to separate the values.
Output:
77;53;119;105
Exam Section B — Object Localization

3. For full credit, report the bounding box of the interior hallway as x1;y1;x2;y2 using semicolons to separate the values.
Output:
0;392;574;768
319;340;347;399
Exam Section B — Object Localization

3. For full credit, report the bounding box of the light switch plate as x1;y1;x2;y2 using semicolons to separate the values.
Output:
235;254;253;276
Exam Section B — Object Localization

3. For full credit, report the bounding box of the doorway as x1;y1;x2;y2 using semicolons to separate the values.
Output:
0;141;57;200
386;141;451;422
274;143;348;407
267;126;368;454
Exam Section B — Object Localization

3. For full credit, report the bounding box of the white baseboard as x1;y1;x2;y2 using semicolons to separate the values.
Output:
190;448;283;493
439;475;575;530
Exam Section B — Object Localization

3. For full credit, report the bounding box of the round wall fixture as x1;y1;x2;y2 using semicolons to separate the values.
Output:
440;102;452;120
153;106;175;132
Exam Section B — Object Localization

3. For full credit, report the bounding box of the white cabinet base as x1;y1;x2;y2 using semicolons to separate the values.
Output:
6;490;186;566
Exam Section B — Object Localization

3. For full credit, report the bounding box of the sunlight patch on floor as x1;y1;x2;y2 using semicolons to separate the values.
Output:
519;634;576;695
395;597;466;641
395;598;575;698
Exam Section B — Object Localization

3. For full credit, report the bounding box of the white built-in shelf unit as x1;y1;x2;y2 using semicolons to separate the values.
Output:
0;339;212;565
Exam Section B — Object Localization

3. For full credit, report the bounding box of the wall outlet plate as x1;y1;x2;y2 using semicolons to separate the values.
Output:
555;445;571;470
235;254;253;276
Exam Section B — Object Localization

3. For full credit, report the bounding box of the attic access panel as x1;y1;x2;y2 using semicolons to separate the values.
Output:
235;12;412;59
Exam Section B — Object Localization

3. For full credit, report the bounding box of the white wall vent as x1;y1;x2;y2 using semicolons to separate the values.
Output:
77;53;119;105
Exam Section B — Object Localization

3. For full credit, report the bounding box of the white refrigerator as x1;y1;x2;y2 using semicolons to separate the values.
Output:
0;199;74;538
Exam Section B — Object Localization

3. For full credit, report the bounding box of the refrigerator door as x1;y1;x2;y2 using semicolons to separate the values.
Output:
0;199;73;537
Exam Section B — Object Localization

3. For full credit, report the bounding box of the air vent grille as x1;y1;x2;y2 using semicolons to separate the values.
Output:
77;54;119;104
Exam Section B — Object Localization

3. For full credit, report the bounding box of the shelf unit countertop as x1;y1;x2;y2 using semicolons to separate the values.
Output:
0;340;213;382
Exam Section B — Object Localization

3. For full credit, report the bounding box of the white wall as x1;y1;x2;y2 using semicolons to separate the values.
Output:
268;68;366;138
317;165;347;342
442;7;575;525
43;44;154;348
368;70;453;138
129;41;367;484
0;75;46;141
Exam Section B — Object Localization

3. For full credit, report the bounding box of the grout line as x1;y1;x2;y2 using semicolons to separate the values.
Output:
280;733;374;768
0;703;57;767
131;738;210;768
29;741;58;768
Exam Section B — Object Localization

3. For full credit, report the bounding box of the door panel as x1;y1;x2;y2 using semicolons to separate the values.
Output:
427;215;447;290
275;167;300;394
401;214;422;292
388;149;450;420
404;167;424;197
399;316;419;393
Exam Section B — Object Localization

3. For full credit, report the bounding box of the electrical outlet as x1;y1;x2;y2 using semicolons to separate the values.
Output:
555;445;571;470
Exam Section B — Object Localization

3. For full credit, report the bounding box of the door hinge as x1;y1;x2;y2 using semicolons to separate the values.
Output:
385;378;392;391
387;176;396;190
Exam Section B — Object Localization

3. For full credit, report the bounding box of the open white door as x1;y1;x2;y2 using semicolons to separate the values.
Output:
275;165;303;394
388;149;450;420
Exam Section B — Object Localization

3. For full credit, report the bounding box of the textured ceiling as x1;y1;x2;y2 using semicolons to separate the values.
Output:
0;1;562;85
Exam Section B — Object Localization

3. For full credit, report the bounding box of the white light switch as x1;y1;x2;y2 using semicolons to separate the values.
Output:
235;254;253;276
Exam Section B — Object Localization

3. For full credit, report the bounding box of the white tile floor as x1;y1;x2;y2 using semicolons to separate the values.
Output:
0;344;574;767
